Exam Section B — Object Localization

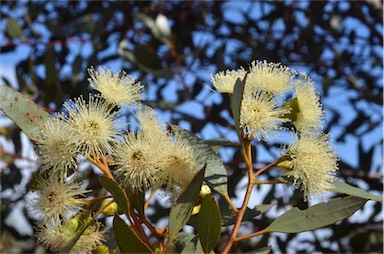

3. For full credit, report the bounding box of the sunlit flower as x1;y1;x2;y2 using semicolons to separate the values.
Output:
135;105;169;140
284;133;338;200
240;91;290;140
88;66;144;107
211;68;246;93
35;118;79;173
245;60;296;94
64;96;119;156
27;174;88;224
159;139;198;194
293;74;324;132
113;131;166;190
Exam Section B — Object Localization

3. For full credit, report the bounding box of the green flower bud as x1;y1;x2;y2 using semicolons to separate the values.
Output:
102;201;118;217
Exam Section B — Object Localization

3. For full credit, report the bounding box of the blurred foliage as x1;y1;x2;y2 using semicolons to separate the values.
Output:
0;0;382;253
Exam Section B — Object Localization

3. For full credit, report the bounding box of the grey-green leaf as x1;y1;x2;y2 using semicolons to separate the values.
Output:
231;77;246;138
197;194;221;253
168;165;206;242
0;86;52;141
330;179;382;202
113;214;153;253
99;176;130;217
169;124;228;197
222;204;274;226
173;233;197;251
264;196;367;233
180;237;205;254
6;18;24;38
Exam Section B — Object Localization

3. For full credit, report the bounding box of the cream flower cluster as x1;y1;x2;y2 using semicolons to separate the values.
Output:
31;66;202;252
28;175;103;253
114;106;199;193
31;67;147;253
211;60;338;199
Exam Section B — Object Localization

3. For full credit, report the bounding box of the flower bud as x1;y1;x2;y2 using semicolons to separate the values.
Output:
102;201;118;217
61;216;79;235
93;244;110;254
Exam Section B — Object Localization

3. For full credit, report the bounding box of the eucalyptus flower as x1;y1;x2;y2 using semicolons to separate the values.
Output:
293;74;324;132
284;133;338;200
135;105;169;139
113;131;166;190
245;60;296;94
240;91;290;141
27;174;88;224
159;139;198;194
35;117;79;174
88;66;144;107
211;68;246;93
63;95;119;156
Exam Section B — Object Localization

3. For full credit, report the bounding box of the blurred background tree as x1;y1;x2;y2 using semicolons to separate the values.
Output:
0;0;382;253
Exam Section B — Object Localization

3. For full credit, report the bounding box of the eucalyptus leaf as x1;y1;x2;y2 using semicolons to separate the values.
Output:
169;124;228;197
264;196;367;233
222;204;274;226
113;214;153;253
168;165;206;242
330;179;382;202
99;176;130;217
197;194;221;253
173;233;197;251
6;18;23;38
0;86;52;141
180;237;204;254
231;77;246;139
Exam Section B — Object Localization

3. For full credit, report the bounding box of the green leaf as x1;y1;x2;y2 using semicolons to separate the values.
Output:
99;176;130;217
6;18;23;38
230;77;245;138
264;196;367;233
169;124;228;197
221;204;274;226
125;186;145;218
197;194;221;253
204;138;239;154
173;233;197;251
330;179;382;202
44;46;62;103
169;165;206;242
0;86;52;141
180;237;204;254
113;214;153;253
